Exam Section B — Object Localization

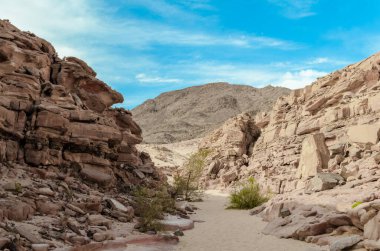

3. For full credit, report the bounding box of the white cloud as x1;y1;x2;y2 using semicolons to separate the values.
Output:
0;0;298;56
136;73;182;83
54;45;86;59
268;0;318;19
169;62;327;90
275;69;326;89
0;0;97;39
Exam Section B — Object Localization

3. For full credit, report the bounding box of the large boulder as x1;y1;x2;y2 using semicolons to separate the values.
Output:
347;124;380;145
305;173;344;192
364;211;380;240
297;133;330;179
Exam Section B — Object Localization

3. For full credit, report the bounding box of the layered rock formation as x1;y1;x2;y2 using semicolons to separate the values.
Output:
132;83;290;143
0;19;164;249
197;52;380;249
249;53;380;195
199;113;260;187
247;53;380;249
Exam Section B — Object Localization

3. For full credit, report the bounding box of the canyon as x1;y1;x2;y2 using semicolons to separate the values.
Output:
2;17;380;251
139;52;380;250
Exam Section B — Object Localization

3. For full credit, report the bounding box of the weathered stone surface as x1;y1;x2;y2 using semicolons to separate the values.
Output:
0;20;161;189
297;133;330;180
305;173;344;192
364;211;380;240
88;214;113;229
327;235;362;251
347;124;380;145
159;215;194;231
0;19;165;250
199;113;260;187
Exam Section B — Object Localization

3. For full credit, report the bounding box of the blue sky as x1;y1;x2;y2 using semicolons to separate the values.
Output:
1;0;380;108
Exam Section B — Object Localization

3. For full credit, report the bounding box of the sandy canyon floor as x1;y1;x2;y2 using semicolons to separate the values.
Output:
173;191;325;251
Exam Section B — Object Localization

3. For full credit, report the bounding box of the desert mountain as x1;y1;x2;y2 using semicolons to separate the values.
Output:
132;82;290;143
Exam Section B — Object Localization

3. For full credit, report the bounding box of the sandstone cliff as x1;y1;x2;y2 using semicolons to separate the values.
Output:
200;52;380;249
0;19;165;249
132;83;290;143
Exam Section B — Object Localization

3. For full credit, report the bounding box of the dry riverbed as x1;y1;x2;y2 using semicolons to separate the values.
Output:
175;191;326;251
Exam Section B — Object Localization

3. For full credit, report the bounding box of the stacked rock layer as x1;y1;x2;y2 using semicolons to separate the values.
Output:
0;20;163;249
200;51;380;249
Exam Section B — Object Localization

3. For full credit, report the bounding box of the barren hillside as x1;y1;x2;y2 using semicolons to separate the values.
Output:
132;83;290;143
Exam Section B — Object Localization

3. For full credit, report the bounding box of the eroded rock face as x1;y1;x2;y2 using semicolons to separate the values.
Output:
0;19;164;249
297;133;330;180
242;51;380;195
0;19;161;189
241;51;380;249
198;113;260;188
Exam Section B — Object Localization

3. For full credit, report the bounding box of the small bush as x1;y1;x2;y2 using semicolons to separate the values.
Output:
173;149;211;201
352;201;362;209
133;185;175;232
227;177;269;209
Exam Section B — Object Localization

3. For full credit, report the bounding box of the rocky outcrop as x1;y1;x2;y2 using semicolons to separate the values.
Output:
246;52;380;194
192;51;380;248
239;52;380;249
0;19;165;249
198;113;260;188
132;83;290;143
296;133;330;180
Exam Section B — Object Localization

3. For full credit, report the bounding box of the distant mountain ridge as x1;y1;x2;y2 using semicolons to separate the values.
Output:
132;82;291;143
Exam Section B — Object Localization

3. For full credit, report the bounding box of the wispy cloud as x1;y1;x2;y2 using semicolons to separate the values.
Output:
268;0;318;19
1;0;345;109
125;0;205;23
0;0;298;56
136;73;182;84
325;27;380;56
306;57;350;66
177;0;216;11
167;61;328;89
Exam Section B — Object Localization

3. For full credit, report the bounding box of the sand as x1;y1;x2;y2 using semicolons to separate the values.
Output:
175;191;326;251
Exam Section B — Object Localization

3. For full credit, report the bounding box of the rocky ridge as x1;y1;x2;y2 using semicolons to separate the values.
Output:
132;83;290;144
199;52;380;249
0;19;171;250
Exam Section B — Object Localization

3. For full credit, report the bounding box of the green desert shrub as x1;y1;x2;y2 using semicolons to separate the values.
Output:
227;177;269;209
173;149;211;201
133;185;175;232
352;201;362;208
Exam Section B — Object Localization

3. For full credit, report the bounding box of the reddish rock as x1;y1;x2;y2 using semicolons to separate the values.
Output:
0;19;165;250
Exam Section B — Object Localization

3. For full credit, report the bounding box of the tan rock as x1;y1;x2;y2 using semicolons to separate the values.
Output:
347;124;380;145
364;211;380;240
297;133;330;179
31;244;49;251
88;214;112;229
305;173;344;192
93;232;114;242
221;170;238;183
37;187;55;196
80;165;115;186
